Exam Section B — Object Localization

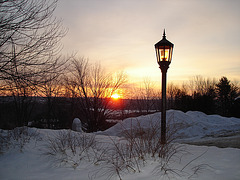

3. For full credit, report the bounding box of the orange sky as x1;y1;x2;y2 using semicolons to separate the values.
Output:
55;0;240;89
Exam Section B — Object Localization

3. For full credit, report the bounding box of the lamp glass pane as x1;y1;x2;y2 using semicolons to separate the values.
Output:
169;47;172;62
160;49;169;61
155;48;159;63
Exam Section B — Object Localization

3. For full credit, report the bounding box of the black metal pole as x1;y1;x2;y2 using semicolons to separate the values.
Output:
161;67;167;144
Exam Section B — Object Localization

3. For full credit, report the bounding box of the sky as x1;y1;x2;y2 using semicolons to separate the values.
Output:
54;0;240;89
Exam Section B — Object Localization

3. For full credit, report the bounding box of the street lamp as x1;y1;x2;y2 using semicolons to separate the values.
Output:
154;29;174;144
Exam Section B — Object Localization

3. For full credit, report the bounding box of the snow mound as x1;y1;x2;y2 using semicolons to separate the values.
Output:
101;110;240;141
72;118;83;132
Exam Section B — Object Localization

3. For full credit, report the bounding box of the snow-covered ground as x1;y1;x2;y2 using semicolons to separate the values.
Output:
0;110;240;180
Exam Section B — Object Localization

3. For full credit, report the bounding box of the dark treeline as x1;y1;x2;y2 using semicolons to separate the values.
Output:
168;76;239;118
0;76;239;130
128;76;240;118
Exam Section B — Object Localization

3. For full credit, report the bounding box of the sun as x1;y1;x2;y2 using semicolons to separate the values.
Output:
111;93;120;100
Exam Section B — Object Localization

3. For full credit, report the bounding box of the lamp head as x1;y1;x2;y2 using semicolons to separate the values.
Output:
155;29;174;70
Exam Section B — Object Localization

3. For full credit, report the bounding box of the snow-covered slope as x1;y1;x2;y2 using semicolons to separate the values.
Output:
101;110;240;141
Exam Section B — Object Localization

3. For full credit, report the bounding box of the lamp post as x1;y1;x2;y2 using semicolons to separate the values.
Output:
154;29;174;144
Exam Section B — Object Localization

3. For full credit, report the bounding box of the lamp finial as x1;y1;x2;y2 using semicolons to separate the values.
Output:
163;29;166;39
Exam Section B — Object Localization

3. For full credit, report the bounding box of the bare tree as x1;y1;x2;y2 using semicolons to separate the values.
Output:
133;78;158;113
167;82;179;109
65;58;127;132
1;77;36;127
38;75;63;128
189;75;216;96
0;0;67;85
0;0;67;128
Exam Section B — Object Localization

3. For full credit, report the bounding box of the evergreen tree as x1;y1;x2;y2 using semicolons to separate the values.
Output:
215;77;237;116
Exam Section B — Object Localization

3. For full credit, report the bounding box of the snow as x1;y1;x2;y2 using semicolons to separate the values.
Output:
101;110;240;141
72;118;83;132
0;110;240;180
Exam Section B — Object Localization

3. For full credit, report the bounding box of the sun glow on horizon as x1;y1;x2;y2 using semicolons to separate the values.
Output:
111;93;121;100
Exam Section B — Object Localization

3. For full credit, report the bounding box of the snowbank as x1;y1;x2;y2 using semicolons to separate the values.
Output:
101;110;240;141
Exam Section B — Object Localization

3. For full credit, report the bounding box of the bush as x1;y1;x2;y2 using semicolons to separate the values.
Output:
44;130;96;168
0;127;39;153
